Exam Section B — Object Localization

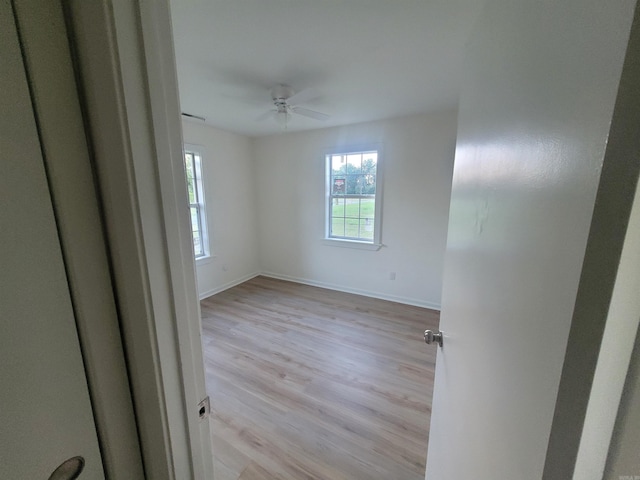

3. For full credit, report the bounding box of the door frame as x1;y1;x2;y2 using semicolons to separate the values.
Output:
64;0;214;478
11;0;145;477
543;4;640;476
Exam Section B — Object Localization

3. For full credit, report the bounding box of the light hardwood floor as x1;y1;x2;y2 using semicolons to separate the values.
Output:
201;276;439;480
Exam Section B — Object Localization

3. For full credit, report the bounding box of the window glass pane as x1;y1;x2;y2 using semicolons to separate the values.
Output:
362;152;377;172
192;153;202;201
192;231;202;256
363;154;377;195
362;174;376;194
346;175;369;195
345;198;360;219
359;218;374;240
331;155;344;175
190;206;199;232
331;198;345;217
332;177;346;195
346;153;362;172
353;175;371;194
184;153;196;203
331;218;345;237
345;218;359;238
344;175;356;195
361;198;375;218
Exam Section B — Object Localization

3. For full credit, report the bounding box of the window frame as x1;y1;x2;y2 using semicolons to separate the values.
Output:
183;143;210;261
324;144;383;251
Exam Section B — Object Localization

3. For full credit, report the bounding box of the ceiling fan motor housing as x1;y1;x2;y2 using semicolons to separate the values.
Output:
271;84;295;102
275;102;289;114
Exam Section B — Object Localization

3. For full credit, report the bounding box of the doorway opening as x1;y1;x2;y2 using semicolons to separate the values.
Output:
201;276;439;478
168;1;468;477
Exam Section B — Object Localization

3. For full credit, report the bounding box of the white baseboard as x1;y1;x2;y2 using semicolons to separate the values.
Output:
198;271;261;300
260;271;441;311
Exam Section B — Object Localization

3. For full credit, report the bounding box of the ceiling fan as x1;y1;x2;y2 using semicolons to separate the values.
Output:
256;85;330;127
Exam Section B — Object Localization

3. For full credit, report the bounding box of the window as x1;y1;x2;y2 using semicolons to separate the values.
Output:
184;145;209;259
326;147;381;248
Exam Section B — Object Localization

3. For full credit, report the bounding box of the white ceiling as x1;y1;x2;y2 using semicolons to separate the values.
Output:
170;0;484;137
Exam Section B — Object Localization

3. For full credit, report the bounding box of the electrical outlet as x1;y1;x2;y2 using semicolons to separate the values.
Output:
389;272;396;280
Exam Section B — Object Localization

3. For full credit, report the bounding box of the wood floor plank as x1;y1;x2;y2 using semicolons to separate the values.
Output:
212;435;251;480
238;462;278;480
202;276;438;480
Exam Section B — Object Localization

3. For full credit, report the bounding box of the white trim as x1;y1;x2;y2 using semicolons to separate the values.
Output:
14;1;143;476
260;271;441;311
195;254;215;266
66;0;213;478
138;1;214;478
66;3;178;478
321;238;383;251
198;270;439;309
199;272;262;300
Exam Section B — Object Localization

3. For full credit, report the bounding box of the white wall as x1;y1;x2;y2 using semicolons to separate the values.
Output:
182;120;260;298
253;111;457;309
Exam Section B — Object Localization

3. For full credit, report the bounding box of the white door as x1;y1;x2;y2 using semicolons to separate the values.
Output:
425;0;638;479
0;1;104;477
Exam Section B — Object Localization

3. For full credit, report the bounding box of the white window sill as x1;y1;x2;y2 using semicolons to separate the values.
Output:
322;238;382;251
195;254;215;266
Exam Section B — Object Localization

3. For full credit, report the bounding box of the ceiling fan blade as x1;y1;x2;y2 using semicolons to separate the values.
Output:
286;88;321;106
292;106;330;121
255;110;277;122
